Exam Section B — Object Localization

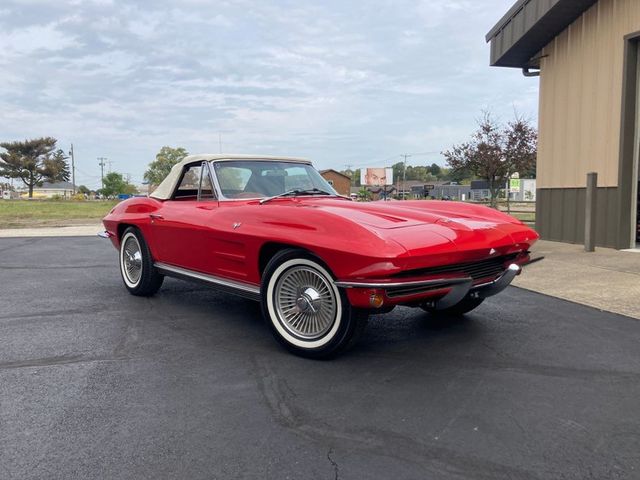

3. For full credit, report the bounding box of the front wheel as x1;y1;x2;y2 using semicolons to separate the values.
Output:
119;227;164;296
261;249;368;358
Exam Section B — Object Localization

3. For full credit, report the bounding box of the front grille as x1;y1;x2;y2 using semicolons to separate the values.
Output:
394;253;518;283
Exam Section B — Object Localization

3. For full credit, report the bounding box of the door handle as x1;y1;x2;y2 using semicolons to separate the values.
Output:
149;214;164;221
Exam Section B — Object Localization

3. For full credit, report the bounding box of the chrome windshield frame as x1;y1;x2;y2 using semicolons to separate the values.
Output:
207;159;339;202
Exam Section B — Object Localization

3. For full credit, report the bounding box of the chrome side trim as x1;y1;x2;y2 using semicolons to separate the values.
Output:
204;160;224;201
154;262;261;301
334;277;473;289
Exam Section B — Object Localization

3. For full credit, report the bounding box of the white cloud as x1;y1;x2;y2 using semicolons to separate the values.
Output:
0;0;538;185
0;24;75;54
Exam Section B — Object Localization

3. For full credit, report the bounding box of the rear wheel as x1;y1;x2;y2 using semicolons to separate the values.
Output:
119;227;164;296
261;249;368;358
421;296;484;316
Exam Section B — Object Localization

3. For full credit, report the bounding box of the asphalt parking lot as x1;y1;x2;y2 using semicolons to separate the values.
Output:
1;237;639;479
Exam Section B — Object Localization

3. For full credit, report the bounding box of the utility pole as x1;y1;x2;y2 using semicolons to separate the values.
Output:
69;144;76;195
98;157;107;190
400;154;411;200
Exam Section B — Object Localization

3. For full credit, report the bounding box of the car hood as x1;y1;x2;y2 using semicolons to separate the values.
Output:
300;199;519;229
297;198;538;257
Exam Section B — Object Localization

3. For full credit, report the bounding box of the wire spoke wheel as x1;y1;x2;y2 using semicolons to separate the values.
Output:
121;235;143;285
118;228;163;296
274;266;337;341
262;250;368;357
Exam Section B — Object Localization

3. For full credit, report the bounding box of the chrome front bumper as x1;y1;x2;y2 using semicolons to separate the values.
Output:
335;257;543;311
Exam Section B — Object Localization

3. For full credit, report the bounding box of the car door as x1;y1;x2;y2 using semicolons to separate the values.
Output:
151;162;219;273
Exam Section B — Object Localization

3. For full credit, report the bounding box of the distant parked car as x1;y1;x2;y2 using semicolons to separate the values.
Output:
100;155;540;358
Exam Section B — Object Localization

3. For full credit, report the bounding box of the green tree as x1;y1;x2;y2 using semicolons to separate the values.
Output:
357;187;371;201
443;112;537;207
353;168;361;187
144;146;188;186
0;137;70;198
439;166;472;184
100;172;138;197
391;162;404;184
77;185;91;195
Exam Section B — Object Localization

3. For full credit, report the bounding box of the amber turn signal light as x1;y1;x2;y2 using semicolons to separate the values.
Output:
369;293;384;308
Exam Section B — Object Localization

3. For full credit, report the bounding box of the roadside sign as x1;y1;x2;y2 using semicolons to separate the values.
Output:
509;179;521;192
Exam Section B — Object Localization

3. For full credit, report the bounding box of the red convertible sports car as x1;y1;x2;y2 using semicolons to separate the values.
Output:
101;154;540;357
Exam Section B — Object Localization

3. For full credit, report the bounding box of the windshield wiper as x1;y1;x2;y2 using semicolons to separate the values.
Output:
259;188;333;205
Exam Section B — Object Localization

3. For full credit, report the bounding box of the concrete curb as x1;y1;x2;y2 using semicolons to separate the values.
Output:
0;225;102;238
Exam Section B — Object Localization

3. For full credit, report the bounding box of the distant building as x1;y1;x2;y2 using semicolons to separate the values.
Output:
397;180;435;199
319;169;351;196
22;181;75;199
508;179;537;202
431;184;471;201
470;180;491;202
363;185;397;201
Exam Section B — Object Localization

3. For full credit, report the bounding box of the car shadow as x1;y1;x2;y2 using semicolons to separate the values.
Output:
152;278;488;359
345;307;488;359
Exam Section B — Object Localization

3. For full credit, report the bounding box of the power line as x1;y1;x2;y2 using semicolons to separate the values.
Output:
406;151;441;156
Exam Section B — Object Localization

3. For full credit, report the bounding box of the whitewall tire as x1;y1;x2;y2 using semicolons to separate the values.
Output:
119;227;164;296
261;249;368;358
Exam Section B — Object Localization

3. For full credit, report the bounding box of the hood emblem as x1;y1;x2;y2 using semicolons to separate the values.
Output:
489;248;497;255
233;222;242;229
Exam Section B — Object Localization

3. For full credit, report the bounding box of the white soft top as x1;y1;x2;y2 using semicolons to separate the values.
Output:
149;154;312;200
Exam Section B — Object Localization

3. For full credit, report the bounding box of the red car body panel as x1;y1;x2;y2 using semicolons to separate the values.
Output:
103;195;538;309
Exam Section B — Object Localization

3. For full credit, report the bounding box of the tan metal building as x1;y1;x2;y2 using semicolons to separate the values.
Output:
487;0;640;248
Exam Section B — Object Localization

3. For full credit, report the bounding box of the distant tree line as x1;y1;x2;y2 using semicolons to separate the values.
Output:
339;112;537;206
0;137;143;198
2;114;535;204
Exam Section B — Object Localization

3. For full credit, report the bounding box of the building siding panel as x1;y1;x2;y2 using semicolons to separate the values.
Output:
538;0;640;189
537;187;619;247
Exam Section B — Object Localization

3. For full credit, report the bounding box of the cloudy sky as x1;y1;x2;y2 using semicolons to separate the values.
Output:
0;0;537;189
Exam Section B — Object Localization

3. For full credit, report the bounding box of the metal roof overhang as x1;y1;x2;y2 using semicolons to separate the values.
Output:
486;0;598;68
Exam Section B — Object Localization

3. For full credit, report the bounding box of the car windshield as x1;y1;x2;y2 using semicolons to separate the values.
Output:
212;160;338;200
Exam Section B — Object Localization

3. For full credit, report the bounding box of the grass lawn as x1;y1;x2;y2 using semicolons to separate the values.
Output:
0;200;119;229
508;212;536;223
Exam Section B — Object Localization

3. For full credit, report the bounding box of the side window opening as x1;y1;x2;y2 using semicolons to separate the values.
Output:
173;163;217;201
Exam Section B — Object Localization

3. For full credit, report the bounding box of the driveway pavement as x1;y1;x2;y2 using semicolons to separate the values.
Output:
514;240;640;319
1;237;639;479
